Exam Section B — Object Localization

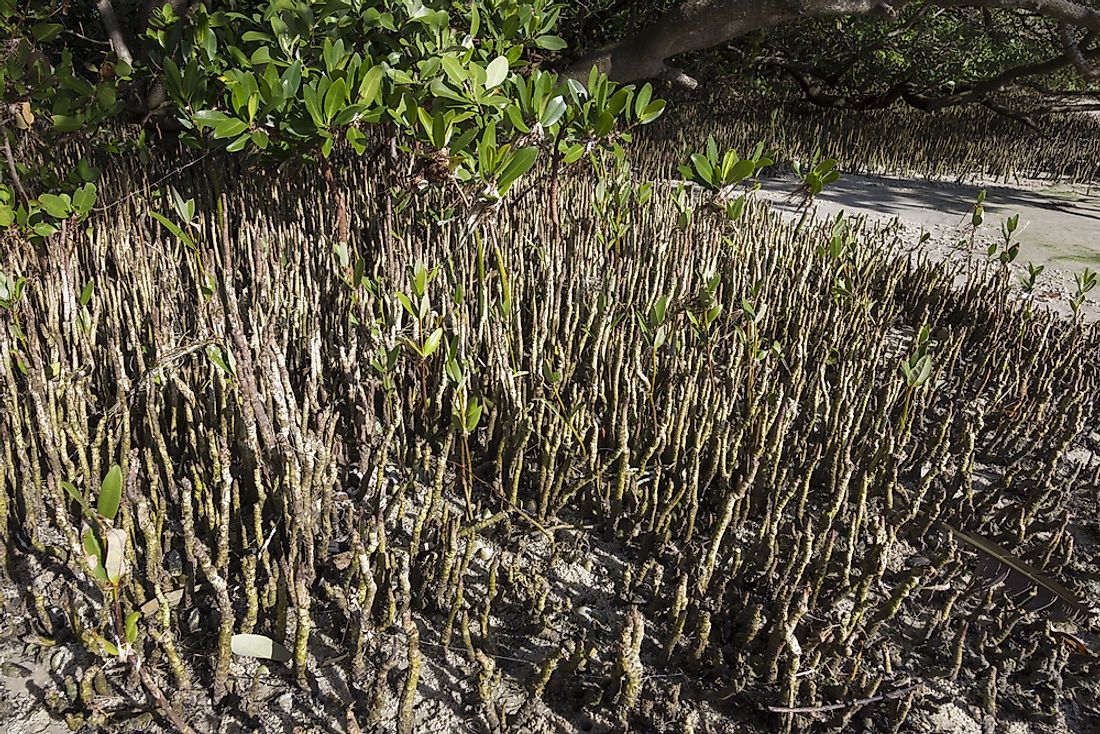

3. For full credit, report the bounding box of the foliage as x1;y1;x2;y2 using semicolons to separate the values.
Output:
1;0;665;241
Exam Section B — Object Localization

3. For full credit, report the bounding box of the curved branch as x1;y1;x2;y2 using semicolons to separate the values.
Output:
567;0;906;83
774;39;1100;123
569;0;1100;84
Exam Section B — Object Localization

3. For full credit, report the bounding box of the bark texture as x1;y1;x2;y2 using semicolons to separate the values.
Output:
570;0;1100;85
568;0;906;84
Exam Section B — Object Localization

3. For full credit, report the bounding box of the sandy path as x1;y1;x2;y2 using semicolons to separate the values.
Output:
760;173;1100;319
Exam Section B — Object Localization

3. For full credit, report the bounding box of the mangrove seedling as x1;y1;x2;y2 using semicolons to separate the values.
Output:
897;325;934;433
1069;267;1097;318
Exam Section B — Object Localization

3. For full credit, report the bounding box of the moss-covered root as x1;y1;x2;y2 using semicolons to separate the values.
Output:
614;608;645;718
397;609;421;734
475;649;503;733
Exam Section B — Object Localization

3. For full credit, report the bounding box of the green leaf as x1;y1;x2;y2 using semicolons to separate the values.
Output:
125;611;141;643
634;84;652;119
563;143;585;165
82;526;106;579
496;147;538;194
32;222;58;238
441;55;467;85
79;278;94;306
690;153;714;186
225;133;251;152
727;159;756;184
72;183;97;216
231;633;292;662
324;78;347;124
914;355;933;386
484;56;509;90
640;100;664;123
282;61;303;100
37;194;71;219
62;480;88;510
31;22;63;42
250;46;274;65
192;109;230;126
422;327;444;357
212;117;249;139
541;96;566;127
352;256;366;288
206;344;234;376
149;212;196;251
95;634;119;657
465;399;483;432
98;464;122;521
395;292;417;319
303;84;324;126
358;64;384;104
535;35;567;51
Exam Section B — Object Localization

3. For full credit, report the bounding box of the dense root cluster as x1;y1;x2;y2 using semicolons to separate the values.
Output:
0;145;1098;733
638;98;1100;184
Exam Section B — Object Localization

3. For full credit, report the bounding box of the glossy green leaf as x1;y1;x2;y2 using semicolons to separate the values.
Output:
496;147;538;194
125;611;141;643
97;464;122;521
358;64;384;104
441;56;466;85
212;117;249;139
37;194;71;219
324;78;347;124
72;183;98;215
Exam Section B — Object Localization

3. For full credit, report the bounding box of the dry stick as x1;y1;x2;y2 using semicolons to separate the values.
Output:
138;666;199;734
766;680;924;714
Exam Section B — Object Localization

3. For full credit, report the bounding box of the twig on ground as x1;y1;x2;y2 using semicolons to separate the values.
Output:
766;680;924;714
138;666;199;734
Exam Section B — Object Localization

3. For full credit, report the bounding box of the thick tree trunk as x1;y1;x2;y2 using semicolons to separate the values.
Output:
568;0;905;85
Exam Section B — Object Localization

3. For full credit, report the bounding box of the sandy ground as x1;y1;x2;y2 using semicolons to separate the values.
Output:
760;173;1100;320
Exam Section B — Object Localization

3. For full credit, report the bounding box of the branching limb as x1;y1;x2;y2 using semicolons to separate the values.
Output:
774;39;1100;122
95;0;134;64
569;0;1100;85
1059;24;1100;80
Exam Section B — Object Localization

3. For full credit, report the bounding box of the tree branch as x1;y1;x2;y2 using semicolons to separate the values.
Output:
772;38;1100;123
567;0;909;84
96;0;134;64
1059;23;1100;80
569;0;1100;85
